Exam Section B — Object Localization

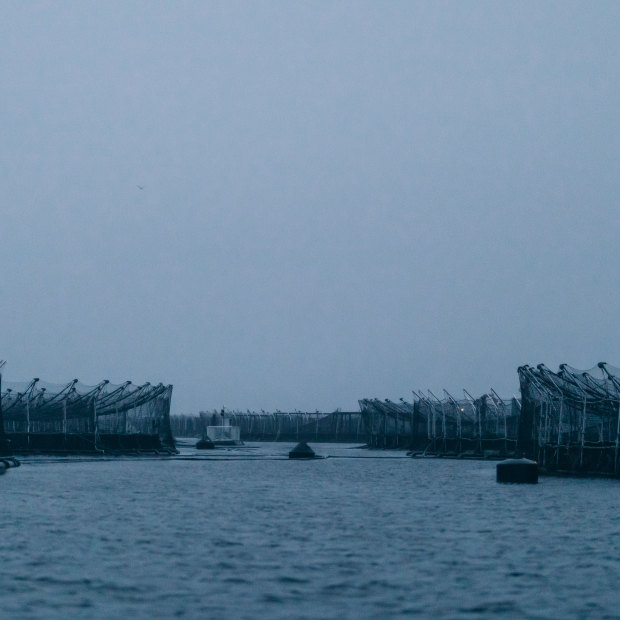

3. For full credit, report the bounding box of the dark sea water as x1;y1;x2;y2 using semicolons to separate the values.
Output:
1;442;619;619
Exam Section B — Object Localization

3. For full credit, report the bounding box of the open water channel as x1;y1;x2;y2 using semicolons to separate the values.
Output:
1;442;618;618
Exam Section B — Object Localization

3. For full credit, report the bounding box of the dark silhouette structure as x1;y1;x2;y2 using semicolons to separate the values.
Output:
1;378;175;454
517;363;620;476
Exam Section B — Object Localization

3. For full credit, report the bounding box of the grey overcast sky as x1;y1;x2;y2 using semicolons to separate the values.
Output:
1;1;619;413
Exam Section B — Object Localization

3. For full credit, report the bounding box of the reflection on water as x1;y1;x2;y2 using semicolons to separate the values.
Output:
1;442;618;618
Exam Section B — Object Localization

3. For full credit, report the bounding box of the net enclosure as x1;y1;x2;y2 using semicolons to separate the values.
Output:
0;378;175;454
360;391;520;454
518;363;620;475
221;410;364;442
169;409;366;442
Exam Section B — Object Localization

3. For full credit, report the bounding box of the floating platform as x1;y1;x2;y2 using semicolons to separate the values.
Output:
206;425;244;446
4;433;176;455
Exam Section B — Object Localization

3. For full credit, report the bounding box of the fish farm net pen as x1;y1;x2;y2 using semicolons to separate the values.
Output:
0;378;175;455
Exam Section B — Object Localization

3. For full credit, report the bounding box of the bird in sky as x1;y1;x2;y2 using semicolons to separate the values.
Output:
137;185;144;190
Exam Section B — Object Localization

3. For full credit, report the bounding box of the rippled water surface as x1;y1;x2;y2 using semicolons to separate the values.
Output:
1;442;619;618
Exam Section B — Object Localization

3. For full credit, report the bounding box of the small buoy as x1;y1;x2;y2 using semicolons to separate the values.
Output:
496;458;538;484
196;438;215;450
289;441;315;459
